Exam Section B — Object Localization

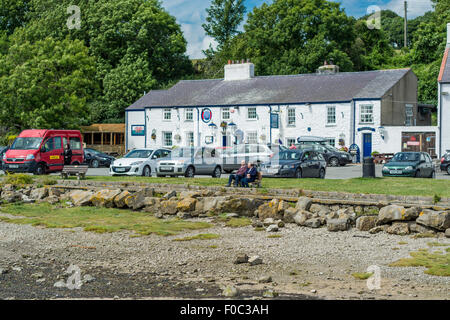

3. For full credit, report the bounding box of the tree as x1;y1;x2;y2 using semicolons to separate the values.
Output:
202;0;246;49
0;37;97;131
0;0;30;34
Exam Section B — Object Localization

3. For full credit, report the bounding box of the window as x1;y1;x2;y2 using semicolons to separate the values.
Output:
247;131;258;144
326;138;336;147
327;106;336;125
287;108;296;126
186;132;194;146
162;132;172;147
286;138;296;147
247;107;257;120
222;108;230;120
69;137;81;150
163;109;172;121
360;105;373;124
405;104;414;126
185;108;193;121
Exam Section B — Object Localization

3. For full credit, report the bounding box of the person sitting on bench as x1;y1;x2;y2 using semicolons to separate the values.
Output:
226;160;247;187
241;162;257;188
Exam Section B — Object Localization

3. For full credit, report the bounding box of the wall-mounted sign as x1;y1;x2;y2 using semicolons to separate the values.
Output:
205;136;214;144
270;113;279;129
357;127;376;132
131;125;145;136
201;108;213;123
407;141;420;146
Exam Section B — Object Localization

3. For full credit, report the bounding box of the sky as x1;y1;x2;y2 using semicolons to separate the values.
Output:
160;0;434;59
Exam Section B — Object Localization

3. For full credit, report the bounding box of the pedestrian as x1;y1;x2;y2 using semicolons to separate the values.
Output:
241;162;257;188
226;160;247;187
64;143;72;165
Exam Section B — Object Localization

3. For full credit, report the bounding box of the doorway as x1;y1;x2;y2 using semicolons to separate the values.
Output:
362;133;372;158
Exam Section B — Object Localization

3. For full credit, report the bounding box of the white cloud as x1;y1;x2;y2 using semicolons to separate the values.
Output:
381;0;433;18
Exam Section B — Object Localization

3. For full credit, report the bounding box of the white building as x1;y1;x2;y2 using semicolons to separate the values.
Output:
438;23;450;157
126;61;438;159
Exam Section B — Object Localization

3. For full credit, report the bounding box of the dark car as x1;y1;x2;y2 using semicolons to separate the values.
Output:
382;152;436;178
295;144;352;167
84;148;115;168
0;146;9;171
440;151;450;175
260;149;327;178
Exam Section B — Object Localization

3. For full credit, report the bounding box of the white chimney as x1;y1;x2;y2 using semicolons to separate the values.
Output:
447;23;450;47
224;62;254;81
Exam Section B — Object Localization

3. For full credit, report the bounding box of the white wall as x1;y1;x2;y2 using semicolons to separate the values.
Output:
375;126;439;155
126;110;146;151
440;83;450;155
354;100;382;157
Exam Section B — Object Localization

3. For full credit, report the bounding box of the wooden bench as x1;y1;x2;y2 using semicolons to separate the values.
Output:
61;165;89;180
249;172;263;188
373;153;394;164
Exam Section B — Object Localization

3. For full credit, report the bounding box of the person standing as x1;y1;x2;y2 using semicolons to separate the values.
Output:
64;143;72;165
226;160;247;187
241;162;257;188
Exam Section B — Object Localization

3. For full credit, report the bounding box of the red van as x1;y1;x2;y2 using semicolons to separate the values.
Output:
3;129;84;175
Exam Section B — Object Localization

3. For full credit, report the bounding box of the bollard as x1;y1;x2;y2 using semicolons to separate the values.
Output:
362;157;376;178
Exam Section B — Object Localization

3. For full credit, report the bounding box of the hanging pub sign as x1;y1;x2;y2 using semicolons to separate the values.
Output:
131;125;145;136
270;113;279;129
201;108;213;123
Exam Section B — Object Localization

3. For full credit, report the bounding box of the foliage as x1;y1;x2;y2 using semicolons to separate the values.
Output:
2;173;34;186
351;272;373;280
0;0;30;35
172;233;220;241
389;248;450;277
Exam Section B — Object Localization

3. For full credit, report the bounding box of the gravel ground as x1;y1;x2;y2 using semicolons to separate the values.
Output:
0;216;448;300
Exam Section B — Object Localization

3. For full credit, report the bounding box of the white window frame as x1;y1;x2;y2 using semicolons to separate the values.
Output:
247;107;257;120
405;104;414;126
360;104;374;124
326;138;336;147
246;131;258;144
327;106;336;125
287;108;296;127
222;107;231;121
163;109;172;121
185;108;193;122
186;131;194;146
162;131;173;147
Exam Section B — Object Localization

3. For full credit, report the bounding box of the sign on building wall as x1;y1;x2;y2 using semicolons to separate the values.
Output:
131;125;145;136
201;108;212;123
270;113;279;129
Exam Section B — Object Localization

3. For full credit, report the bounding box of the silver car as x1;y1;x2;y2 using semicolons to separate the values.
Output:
221;144;274;173
156;147;222;178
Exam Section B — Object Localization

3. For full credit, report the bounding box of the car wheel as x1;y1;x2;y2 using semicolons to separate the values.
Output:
447;166;450;175
295;168;302;179
319;168;326;179
329;157;339;167
415;170;421;178
185;166;195;178
142;166;151;177
34;163;45;175
212;166;221;178
91;159;99;168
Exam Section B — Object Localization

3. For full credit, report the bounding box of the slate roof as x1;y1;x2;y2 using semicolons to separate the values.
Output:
127;69;412;110
439;48;450;83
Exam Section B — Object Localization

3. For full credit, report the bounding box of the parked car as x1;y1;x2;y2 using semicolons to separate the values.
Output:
156;147;222;178
296;136;329;146
260;149;327;179
0;146;9;171
3;129;84;175
110;148;171;176
267;143;288;152
382;152;436;178
84;148;115;168
221;144;274;173
295;143;352;167
440;151;450;175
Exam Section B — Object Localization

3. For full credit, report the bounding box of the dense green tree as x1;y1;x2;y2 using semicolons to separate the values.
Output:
0;0;30;34
202;0;246;49
0;37;97;131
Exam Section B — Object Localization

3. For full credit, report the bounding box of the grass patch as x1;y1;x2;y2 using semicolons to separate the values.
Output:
352;272;373;280
0;203;212;236
299;282;311;287
389;249;450;277
254;227;265;232
73;176;450;197
411;233;437;239
225;217;252;228
398;241;408;245
427;242;449;247
267;234;282;238
173;233;220;241
208;245;218;249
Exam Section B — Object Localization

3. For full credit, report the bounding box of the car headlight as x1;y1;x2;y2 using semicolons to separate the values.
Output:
26;154;35;160
382;167;390;172
405;166;414;171
3;154;7;160
131;161;143;166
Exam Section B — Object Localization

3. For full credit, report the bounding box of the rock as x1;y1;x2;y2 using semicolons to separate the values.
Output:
0;268;8;275
266;224;279;232
31;272;44;279
386;222;410;235
45;195;59;205
21;195;35;204
176;212;191;219
30;187;48;200
142;197;162;213
48;187;64;197
377;205;407;225
304;218;322;228
83;274;95;283
90;189;122;208
445;229;450;238
296;197;313;211
233;254;249;264
309;204;324;214
258;276;272;283
53;280;66;288
283;207;298;223
162;190;177;199
263;290;278;298
197;196;227;214
327;219;349;232
416;210;450;231
1;191;22;203
159;199;179;215
222;286;239;297
114;190;131;208
176;198;197;212
369;225;389;234
257;199;283;220
326;212;339;220
218;198;262;217
409;222;436;234
124;188;154;210
252;221;264;228
263;218;275;226
276;220;285;228
248;256;263;266
277;200;291;214
356;216;378;231
69;190;93;206
293;210;313;226
226;213;239;218
404;207;421;220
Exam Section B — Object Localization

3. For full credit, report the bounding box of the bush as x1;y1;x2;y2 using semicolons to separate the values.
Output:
3;173;34;187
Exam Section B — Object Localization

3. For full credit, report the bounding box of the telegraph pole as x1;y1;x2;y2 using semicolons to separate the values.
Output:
404;1;408;48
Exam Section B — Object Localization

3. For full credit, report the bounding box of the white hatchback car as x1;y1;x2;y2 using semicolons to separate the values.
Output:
110;148;171;176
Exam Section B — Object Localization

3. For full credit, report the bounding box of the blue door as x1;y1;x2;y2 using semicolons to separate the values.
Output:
222;135;227;147
363;133;372;158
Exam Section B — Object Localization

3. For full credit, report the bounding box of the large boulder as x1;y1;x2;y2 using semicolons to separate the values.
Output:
296;197;313;211
142;197;162;213
356;216;378;231
369;225;389;234
114;190;131;208
69;190;94;206
159;199;179;215
91;189;122;208
327;219;349;232
377;205;407;225
386;222;410;235
304;218;322;228
176;198;197;212
409;222;436;235
416;210;450;231
283;207;298;223
293;210;313;226
218;198;261;217
30;187;48;200
125;188;154;210
1;191;22;203
445;229;450;238
257;199;283;220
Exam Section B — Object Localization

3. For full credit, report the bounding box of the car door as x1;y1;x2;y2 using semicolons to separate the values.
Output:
309;152;321;177
424;153;434;176
300;151;313;177
40;137;64;171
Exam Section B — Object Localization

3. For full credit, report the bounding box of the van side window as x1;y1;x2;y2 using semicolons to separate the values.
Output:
54;137;62;150
70;137;81;150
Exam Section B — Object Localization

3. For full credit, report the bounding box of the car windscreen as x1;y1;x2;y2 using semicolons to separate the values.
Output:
124;150;153;158
10;137;43;150
172;148;196;158
392;153;420;162
324;144;340;152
